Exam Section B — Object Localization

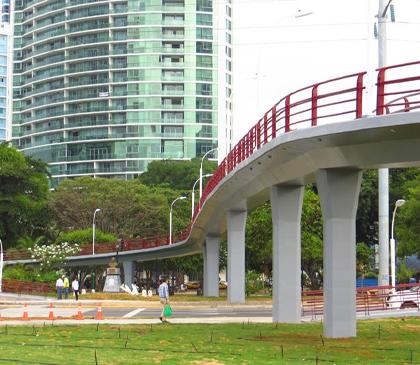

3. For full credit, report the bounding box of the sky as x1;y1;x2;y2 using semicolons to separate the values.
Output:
232;0;420;141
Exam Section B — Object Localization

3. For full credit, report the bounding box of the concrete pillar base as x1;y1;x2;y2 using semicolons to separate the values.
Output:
271;184;304;323
123;261;135;289
316;168;362;338
203;235;221;297
227;207;247;304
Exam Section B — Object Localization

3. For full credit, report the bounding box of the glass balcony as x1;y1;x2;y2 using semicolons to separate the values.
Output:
68;35;109;46
68;22;109;33
161;74;184;81
69;0;107;6
31;69;64;82
67;8;109;20
36;28;65;42
68;63;109;73
162;32;185;40
161;89;184;96
161;103;184;109
162;4;185;12
162;18;184;26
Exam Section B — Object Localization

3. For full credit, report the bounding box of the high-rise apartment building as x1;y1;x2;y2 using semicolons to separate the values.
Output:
12;0;232;186
0;0;13;142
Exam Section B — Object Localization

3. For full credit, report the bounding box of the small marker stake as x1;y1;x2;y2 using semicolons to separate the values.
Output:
259;329;262;339
410;349;413;364
320;334;325;346
94;349;98;365
150;324;153;332
118;326;121;339
125;340;128;349
281;345;284;358
210;331;213;343
96;323;99;332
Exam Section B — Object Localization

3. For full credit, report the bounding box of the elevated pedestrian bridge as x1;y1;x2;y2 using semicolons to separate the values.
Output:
6;60;420;338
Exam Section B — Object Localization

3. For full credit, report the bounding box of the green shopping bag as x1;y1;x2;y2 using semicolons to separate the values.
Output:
163;304;173;317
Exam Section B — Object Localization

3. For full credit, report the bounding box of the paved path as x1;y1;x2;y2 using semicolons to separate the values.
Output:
0;298;419;326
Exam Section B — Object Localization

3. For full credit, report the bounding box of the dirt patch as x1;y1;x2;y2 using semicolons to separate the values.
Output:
190;361;226;365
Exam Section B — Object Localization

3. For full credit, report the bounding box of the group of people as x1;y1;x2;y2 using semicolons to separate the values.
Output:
55;275;80;300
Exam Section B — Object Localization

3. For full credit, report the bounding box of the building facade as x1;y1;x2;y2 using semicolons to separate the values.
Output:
12;0;232;185
0;0;13;142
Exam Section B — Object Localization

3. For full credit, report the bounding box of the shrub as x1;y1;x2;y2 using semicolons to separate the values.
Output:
58;228;116;246
28;242;80;272
246;270;265;295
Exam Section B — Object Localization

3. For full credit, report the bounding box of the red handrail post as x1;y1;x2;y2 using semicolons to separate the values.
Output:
263;113;268;144
271;106;277;139
404;97;410;112
376;68;386;115
356;73;364;119
285;95;291;132
311;85;318;126
256;120;261;148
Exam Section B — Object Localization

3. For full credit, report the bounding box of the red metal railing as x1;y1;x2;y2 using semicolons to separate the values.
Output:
302;283;420;317
5;61;420;261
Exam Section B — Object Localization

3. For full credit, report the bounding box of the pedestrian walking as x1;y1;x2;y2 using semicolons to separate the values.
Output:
72;276;80;301
63;275;70;299
158;277;170;322
56;276;64;300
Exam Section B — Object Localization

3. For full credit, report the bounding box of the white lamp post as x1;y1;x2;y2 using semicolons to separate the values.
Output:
192;174;213;217
199;148;218;201
169;196;187;245
390;199;405;289
0;238;3;293
92;208;101;255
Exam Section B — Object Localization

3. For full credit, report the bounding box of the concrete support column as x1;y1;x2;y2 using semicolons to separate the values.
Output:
316;168;362;338
227;207;247;304
123;261;135;288
203;235;221;297
271;184;304;323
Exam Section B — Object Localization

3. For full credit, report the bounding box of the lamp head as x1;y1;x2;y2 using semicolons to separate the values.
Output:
180;196;187;200
395;199;406;208
95;208;101;213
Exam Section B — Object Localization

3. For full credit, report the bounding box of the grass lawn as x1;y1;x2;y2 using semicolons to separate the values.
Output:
0;318;419;364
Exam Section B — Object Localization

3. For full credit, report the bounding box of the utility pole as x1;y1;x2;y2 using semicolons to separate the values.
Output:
377;0;392;287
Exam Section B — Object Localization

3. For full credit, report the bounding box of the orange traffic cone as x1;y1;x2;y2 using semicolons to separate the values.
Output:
48;302;55;320
75;302;84;320
95;303;104;320
22;303;29;321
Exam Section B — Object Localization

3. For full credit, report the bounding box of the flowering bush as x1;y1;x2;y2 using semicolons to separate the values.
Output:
28;242;80;271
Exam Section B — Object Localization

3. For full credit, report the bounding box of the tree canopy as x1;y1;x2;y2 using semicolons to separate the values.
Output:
0;143;50;247
49;177;173;238
138;157;217;190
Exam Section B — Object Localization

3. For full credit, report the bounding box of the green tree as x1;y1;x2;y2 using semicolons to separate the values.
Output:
396;176;420;258
49;177;171;238
301;188;323;289
245;203;272;275
0;143;50;247
138;158;217;190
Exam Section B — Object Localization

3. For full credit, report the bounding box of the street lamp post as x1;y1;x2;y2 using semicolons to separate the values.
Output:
0;238;3;293
377;0;393;288
390;199;405;289
169;196;187;245
199;148;218;201
92;208;101;255
192;174;213;217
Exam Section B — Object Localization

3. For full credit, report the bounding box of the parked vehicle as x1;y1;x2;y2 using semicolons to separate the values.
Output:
386;286;420;309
